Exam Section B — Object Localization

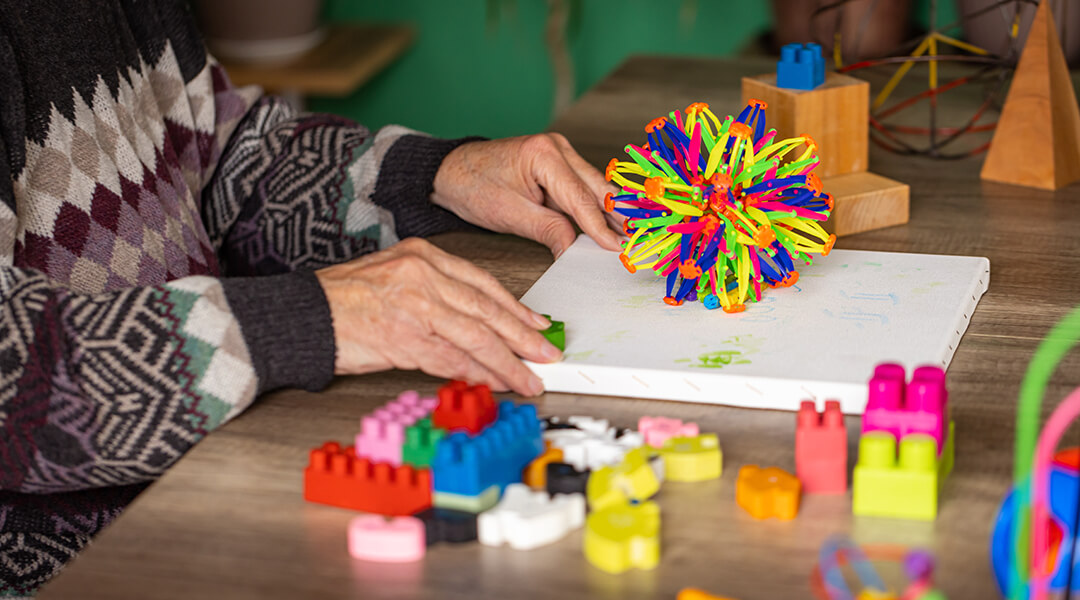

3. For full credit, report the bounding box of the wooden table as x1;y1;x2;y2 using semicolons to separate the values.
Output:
219;24;414;97
40;57;1080;600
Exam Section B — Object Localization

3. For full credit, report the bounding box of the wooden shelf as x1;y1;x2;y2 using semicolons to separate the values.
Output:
219;24;415;96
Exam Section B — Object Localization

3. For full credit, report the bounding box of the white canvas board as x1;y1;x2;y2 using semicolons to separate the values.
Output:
521;236;989;414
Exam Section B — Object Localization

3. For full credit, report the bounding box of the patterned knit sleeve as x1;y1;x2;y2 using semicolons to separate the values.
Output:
0;267;333;493
201;96;484;276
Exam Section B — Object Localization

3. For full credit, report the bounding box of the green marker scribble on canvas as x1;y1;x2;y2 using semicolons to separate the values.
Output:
564;349;597;361
618;295;654;309
602;329;631;344
679;335;762;369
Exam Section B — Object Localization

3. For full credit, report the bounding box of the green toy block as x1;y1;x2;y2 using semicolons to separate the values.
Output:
852;421;954;521
540;314;565;351
433;485;500;513
403;418;446;468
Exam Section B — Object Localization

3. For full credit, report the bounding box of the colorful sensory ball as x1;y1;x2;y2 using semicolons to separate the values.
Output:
604;100;836;313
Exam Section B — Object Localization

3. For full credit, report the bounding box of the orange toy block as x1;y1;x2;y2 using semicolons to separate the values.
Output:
735;466;801;520
795;400;847;494
677;589;740;600
523;445;564;490
304;442;432;515
433;380;497;434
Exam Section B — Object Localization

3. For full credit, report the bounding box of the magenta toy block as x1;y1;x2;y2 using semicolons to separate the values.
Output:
356;410;417;466
862;364;948;453
638;416;700;448
389;390;438;417
795;400;847;494
348;515;425;562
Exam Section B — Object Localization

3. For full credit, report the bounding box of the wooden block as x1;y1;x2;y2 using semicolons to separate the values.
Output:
742;72;869;178
822;172;909;237
980;0;1080;190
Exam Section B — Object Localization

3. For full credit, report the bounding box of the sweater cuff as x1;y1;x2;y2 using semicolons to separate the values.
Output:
221;270;335;394
372;135;487;238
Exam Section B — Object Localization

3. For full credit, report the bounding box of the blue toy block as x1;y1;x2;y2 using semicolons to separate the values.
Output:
777;43;825;90
432;401;542;496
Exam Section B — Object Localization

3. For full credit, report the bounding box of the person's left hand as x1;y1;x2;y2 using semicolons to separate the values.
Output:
432;134;625;259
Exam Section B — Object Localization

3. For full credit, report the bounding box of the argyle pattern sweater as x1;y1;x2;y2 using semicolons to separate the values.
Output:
0;1;476;595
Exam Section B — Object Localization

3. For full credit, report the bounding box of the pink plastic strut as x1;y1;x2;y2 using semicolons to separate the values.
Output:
862;364;948;453
348;515;426;562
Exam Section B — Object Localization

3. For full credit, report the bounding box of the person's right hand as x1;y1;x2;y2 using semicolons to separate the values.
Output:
315;238;560;396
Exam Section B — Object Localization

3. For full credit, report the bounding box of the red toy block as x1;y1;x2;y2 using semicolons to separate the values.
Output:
795;399;847;494
304;442;432;515
432;380;497;434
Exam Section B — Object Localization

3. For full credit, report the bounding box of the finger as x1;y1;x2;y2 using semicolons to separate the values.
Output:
532;148;623;252
550;135;628;235
408;335;510;392
514;200;578;258
428;304;544;397
402;239;552;330
434;273;562;364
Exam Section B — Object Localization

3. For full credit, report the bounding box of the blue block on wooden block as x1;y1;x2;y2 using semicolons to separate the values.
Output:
777;43;824;90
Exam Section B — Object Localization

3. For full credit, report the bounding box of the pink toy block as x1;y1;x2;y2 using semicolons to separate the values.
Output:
348;515;426;562
389;390;438;416
862;364;948;453
638;416;700;448
795;400;847;494
356;409;416;466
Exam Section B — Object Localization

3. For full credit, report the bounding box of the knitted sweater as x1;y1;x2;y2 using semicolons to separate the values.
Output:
0;1;476;595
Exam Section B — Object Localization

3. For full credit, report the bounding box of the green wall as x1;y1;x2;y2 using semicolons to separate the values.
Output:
313;1;771;139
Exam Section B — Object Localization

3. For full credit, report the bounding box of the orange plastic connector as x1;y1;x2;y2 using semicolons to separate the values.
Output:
728;122;752;139
711;173;733;191
753;227;776;247
685;102;710;115
433;380;497;434
806;172;823;193
800;133;817;152
723;304;746;314
796;400;847;494
822;193;834;210
823;234;837;256
604;192;616;213
304;442;432;515
645;117;668;133
619;254;637;274
747;98;768;111
644;177;665;200
605;158;618;182
735;465;801;520
778;272;799;288
664;296;684;307
678;259;702;279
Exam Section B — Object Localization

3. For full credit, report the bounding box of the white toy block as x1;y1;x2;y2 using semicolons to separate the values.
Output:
567;416;611;435
477;484;586;550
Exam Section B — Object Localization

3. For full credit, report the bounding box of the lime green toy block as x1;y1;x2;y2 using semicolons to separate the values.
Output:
540;314;565;351
403;418;446;468
852;421;955;521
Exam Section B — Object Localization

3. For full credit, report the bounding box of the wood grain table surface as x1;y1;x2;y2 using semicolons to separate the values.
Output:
40;57;1080;600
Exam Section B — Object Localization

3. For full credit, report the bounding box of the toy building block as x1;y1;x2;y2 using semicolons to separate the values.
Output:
819;171;910;238
478;484;586;550
863;364;948;454
402;418;446;468
852;423;955;521
587;447;660;512
433;485;501;513
735;466;801;520
348;515;426;562
546;420;643;471
432;401;543;496
566;415;611;435
638;416;700;448
523;446;564;490
677;589;740;600
433;380;497;434
385;389;438;418
414;507;478;545
355;408;418;466
540;314;566;351
547;462;591;496
659;434;722;482
776;43;824;90
796;400;847;494
304;442;432;515
584;501;661;574
981;0;1080;190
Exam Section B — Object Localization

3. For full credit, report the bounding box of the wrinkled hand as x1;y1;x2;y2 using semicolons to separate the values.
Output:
315;238;560;396
432;134;625;258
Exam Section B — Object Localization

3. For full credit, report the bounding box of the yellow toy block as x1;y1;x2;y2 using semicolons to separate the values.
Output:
852;423;954;521
586;447;660;511
584;501;660;574
660;434;722;482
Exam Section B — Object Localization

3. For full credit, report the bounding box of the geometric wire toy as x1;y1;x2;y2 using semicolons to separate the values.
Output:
604;101;835;312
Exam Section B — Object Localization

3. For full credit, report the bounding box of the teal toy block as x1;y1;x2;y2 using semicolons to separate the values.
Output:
852;421;955;521
540;314;565;351
403;418;445;468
